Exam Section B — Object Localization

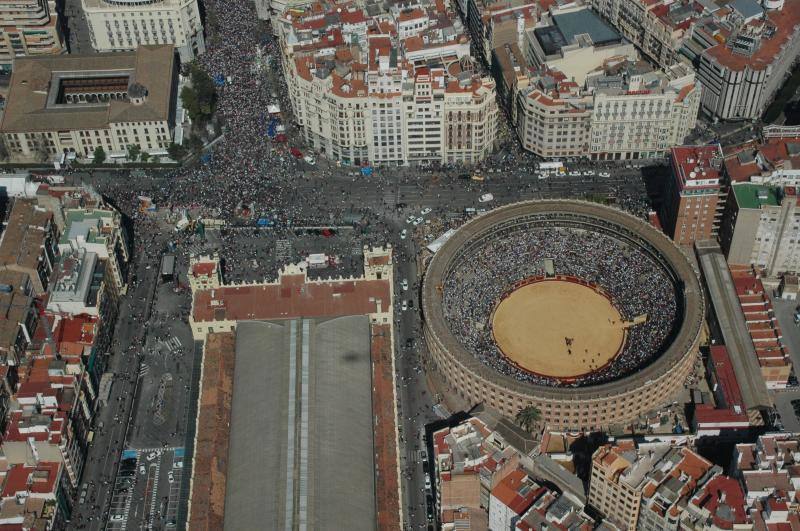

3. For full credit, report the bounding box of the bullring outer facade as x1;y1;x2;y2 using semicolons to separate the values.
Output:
422;200;705;431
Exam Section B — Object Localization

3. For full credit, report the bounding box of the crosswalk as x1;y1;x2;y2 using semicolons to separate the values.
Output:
155;336;183;355
146;460;161;530
138;364;149;378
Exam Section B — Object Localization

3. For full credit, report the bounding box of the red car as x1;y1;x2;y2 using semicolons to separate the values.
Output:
290;147;303;158
274;134;287;143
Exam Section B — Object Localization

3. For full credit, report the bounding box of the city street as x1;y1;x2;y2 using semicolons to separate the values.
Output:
57;0;656;526
768;295;800;432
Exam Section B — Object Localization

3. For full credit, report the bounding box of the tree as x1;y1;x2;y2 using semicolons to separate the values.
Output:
180;62;217;124
515;405;542;433
167;142;186;161
32;134;50;163
92;146;106;165
139;151;150;163
126;144;141;161
0;137;9;161
186;135;203;154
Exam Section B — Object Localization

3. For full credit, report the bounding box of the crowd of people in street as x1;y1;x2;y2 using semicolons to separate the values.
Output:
442;221;678;387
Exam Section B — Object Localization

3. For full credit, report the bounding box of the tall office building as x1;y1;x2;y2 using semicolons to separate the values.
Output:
0;0;64;72
662;144;726;247
82;0;205;62
719;183;800;277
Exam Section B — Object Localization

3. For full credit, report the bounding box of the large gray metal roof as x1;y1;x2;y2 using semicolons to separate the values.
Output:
695;240;772;411
224;317;376;531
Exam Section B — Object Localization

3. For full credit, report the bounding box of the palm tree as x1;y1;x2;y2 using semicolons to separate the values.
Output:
515;405;542;433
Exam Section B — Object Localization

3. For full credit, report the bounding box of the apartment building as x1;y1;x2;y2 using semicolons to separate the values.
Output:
589;441;665;529
491;43;530;124
724;134;800;188
0;199;57;295
0;0;63;72
82;0;205;62
0;45;179;163
0;459;65;529
636;448;720;530
719;182;800;276
509;6;699;160
591;441;732;531
682;475;750;529
662;144;726;247
58;207;129;296
515;59;699;160
515;492;594;530
0;270;38;366
432;417;519;523
590;0;800;122
6;357;87;488
691;0;800;121
589;0;700;67
46;248;101;317
462;0;538;65
278;0;499;166
732;433;800;527
488;469;543;530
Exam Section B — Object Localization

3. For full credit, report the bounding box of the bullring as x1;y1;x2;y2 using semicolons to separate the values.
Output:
422;200;704;431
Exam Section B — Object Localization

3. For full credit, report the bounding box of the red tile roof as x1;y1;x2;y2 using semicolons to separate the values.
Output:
703;0;800;72
1;462;60;498
691;476;748;529
192;273;390;323
709;345;746;409
492;469;539;516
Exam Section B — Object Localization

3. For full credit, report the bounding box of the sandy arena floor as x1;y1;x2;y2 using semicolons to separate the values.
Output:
492;280;625;379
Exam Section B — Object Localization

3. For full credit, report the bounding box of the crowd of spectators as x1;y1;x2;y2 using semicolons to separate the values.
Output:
442;222;679;387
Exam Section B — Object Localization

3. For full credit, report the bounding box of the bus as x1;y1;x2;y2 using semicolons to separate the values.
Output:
538;161;565;173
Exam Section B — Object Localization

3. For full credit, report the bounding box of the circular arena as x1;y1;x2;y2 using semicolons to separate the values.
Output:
422;200;704;431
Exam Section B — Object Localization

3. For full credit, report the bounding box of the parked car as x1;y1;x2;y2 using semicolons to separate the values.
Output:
400;229;407;240
479;193;494;203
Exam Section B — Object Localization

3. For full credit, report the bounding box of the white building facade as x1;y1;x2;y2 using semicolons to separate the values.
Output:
82;0;205;62
280;2;498;166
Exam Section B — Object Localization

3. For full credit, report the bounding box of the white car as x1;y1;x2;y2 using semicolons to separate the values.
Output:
400;229;407;240
599;172;611;178
139;465;146;475
401;279;409;291
583;170;595;176
420;207;432;215
412;217;423;226
478;193;494;203
168;471;175;484
568;171;581;177
406;215;416;224
537;173;548;180
401;300;408;311
146;452;157;461
111;515;125;522
303;155;316;165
